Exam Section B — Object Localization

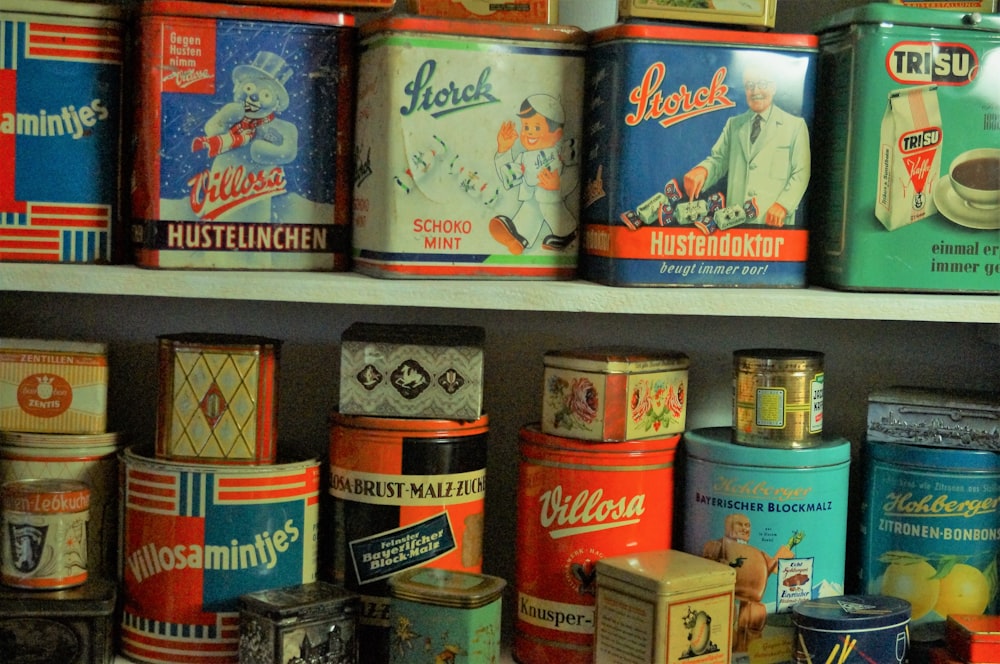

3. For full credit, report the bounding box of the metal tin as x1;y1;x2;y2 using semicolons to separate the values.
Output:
594;549;737;664
238;581;360;664
387;567;506;663
338;322;486;420
514;424;680;664
811;5;1000;293
327;411;489;663
156;333;281;465
407;0;558;23
541;347;689;441
618;0;778;29
0;431;122;579
0;338;108;434
733;348;824;448
946;614;1000;663
120;445;320;664
860;438;1000;643
681;427;851;664
0;0;124;265
1;478;90;589
131;1;356;271
351;16;587;279
581;23;818;287
0;577;117;664
889;0;997;10
867;385;1000;451
792;595;911;664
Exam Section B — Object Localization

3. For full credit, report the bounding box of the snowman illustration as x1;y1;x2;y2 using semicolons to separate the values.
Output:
191;51;299;222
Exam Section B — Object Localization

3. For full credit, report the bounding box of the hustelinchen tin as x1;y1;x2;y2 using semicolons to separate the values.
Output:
131;1;356;270
792;595;911;664
733;349;824;448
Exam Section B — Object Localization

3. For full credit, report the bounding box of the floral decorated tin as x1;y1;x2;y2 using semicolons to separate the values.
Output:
541;347;689;442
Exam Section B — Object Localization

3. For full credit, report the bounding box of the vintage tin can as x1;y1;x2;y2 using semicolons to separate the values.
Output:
238;581;360;664
338;322;485;420
0;577;117;664
327;411;489;663
594;549;736;664
681;427;851;664
130;0;356;271
946;614;1000;663
867;386;1000;451
407;0;558;23
618;0;777;29
541;347;689;442
120;445;320;664
387;567;506;664
0;338;108;435
0;0;124;265
889;0;997;10
860;439;1000;643
792;595;911;664
811;6;999;293
581;23;818;287
1;478;89;590
351;16;587;279
514;424;680;664
0;431;122;579
156;333;281;465
733;349;824;448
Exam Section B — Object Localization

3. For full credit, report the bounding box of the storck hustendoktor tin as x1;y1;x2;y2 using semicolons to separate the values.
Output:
131;1;356;270
0;0;123;264
581;23;818;287
351;16;587;279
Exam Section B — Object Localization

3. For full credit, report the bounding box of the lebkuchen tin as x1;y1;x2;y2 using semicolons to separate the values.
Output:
1;478;90;590
792;595;911;664
581;23;818;287
541;347;689;442
0;0;124;264
514;424;680;664
351;15;587;279
130;1;356;270
156;333;280;464
618;0;778;29
733;349;824;447
867;385;1000;451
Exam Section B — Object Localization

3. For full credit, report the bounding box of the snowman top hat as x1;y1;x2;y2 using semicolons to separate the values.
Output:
232;51;293;111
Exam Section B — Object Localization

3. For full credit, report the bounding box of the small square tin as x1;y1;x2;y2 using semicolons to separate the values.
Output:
541;347;688;441
0;577;116;664
946;614;1000;663
338;322;485;420
618;0;777;29
406;0;558;23
867;386;1000;451
0;338;108;434
239;581;360;664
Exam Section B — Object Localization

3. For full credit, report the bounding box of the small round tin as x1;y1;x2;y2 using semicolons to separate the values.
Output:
733;349;824;447
792;595;911;664
1;478;90;590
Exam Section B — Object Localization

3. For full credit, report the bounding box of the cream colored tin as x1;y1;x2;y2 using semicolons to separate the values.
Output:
733;349;824;447
618;0;777;29
595;549;736;664
0;338;108;434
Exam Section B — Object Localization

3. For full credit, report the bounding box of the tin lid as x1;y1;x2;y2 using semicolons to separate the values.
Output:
0;337;107;356
865;438;1000;472
239;581;359;618
0;576;117;612
330;410;489;434
815;4;1000;33
140;0;355;27
948;614;1000;641
342;322;485;348
596;549;735;595
158;333;283;351
683;427;851;468
361;14;587;45
388;567;506;608
1;479;90;513
792;595;911;631
1;431;121;449
520;423;681;458
544;347;689;373
590;21;818;49
869;385;1000;411
1;0;122;21
734;348;824;372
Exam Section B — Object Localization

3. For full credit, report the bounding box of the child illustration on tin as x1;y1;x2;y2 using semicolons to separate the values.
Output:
490;94;580;254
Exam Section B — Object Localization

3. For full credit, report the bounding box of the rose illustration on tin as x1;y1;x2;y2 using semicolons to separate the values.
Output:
630;379;685;432
546;375;599;432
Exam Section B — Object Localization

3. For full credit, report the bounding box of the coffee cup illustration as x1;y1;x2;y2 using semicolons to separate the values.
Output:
949;147;1000;209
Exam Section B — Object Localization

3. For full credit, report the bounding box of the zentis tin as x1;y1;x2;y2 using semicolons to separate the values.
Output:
0;0;124;264
792;595;911;664
733;349;824;448
131;1;356;271
541;347;689;442
351;16;587;279
581;23;818;287
514;424;680;664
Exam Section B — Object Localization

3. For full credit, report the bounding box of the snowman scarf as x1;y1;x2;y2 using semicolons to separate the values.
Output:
192;113;276;158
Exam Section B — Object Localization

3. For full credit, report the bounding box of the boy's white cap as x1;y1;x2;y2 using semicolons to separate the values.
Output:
523;94;564;124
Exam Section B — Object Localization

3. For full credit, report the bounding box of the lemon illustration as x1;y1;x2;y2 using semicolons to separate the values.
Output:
881;560;940;620
934;563;991;618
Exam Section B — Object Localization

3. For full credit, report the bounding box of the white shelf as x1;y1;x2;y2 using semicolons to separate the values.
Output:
1;263;996;323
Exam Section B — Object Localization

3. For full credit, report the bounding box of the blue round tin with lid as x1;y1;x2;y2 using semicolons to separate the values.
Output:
792;595;910;664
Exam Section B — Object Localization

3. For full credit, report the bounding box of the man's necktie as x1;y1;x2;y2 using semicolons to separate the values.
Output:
750;114;762;144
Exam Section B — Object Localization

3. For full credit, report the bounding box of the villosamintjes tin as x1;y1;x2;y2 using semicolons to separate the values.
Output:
541;347;689;442
681;427;851;664
120;444;320;664
733;349;824;447
860;438;1000;643
387;567;506;664
130;1;356;271
514;424;680;664
238;581;360;664
328;411;489;663
351;15;587;279
0;0;124;265
792;595;911;664
1;478;90;590
866;386;1000;451
156;333;281;465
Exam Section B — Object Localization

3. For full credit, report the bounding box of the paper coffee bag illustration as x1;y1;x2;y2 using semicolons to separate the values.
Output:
876;84;943;230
